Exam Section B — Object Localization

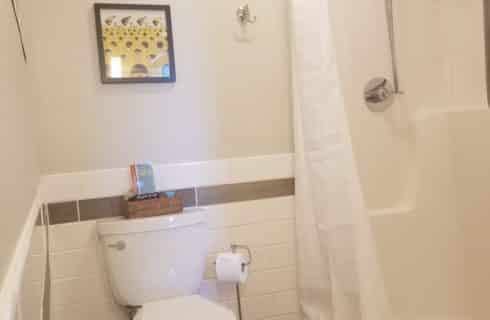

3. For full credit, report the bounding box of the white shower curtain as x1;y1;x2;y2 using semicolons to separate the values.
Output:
290;1;391;319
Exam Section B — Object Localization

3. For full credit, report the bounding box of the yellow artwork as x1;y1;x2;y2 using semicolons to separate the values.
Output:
95;4;175;83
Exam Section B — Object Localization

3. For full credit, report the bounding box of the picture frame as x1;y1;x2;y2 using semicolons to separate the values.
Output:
94;3;176;84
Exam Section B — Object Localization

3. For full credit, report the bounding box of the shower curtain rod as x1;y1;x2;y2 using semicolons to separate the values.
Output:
363;0;403;113
385;0;402;94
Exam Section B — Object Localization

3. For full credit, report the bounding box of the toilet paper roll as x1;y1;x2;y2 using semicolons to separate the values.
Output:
215;252;249;283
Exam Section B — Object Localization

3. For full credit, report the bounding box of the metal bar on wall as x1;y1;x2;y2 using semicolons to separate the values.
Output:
10;0;27;62
385;0;403;94
484;0;490;106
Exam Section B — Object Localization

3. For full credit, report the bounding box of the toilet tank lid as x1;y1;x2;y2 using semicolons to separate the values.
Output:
97;208;206;236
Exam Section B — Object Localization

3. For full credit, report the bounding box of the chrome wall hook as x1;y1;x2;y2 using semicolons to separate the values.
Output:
237;4;257;25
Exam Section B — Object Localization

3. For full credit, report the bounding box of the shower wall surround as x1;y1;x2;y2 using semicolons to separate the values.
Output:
326;0;486;319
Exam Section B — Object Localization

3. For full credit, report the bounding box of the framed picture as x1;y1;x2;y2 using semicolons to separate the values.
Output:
94;3;176;84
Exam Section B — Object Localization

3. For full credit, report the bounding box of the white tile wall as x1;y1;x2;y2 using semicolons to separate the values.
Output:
49;249;98;280
45;218;127;320
241;290;299;320
50;300;127;320
262;315;301;320
41;154;294;203
48;221;98;253
47;196;300;320
20;223;47;320
20;282;43;320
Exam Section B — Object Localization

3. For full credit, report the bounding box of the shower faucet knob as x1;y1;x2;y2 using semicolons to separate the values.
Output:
364;77;395;112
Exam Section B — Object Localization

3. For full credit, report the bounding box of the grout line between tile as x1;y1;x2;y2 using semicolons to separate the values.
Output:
257;312;300;320
50;272;100;283
219;289;298;302
75;200;81;222
209;265;296;276
207;242;295;254
204;265;297;280
208;240;296;255
51;274;100;284
208;240;295;257
224;287;298;300
23;280;44;287
40;205;45;225
49;248;92;256
194;187;199;207
45;204;50;226
208;218;294;231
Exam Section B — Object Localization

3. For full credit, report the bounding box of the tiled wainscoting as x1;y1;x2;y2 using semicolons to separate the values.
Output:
200;196;298;320
47;196;298;320
42;154;299;320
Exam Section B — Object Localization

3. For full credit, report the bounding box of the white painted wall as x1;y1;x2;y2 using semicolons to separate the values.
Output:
2;1;295;319
0;0;40;305
24;0;293;175
2;1;296;318
0;194;42;320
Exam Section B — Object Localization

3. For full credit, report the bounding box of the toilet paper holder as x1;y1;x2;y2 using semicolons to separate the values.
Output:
213;244;252;270
230;244;252;272
226;244;252;320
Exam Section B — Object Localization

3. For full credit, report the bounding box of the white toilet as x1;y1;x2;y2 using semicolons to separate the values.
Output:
97;209;235;320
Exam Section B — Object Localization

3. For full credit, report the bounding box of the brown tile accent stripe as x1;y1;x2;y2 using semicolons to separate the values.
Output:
79;196;126;221
78;189;196;221
47;179;294;225
47;202;78;225
198;178;295;206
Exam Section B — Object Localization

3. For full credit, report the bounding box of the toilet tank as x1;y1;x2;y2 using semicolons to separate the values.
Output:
97;209;210;306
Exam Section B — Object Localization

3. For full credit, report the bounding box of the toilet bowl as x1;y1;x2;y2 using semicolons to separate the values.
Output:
97;209;236;320
134;295;235;320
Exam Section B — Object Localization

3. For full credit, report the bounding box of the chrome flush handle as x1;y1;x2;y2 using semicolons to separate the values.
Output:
108;241;126;251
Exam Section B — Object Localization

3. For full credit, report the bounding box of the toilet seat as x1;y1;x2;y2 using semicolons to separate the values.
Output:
134;295;236;320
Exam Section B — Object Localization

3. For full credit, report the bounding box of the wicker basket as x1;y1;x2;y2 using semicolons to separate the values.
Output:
126;194;183;219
